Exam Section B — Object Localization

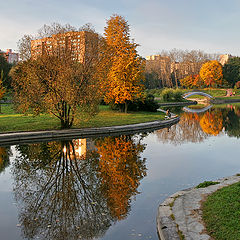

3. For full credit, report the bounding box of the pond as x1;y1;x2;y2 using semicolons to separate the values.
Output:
0;103;240;240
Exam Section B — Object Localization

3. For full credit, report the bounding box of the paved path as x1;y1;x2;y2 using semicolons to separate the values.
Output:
0;116;179;146
157;175;240;240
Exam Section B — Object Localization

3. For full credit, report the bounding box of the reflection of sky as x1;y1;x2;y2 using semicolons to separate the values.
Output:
0;146;21;240
101;131;240;240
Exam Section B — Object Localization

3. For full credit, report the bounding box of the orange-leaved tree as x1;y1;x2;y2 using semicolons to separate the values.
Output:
102;15;145;113
180;74;204;89
199;60;223;87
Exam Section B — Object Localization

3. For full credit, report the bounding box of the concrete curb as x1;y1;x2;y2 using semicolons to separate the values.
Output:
211;98;240;104
0;116;179;146
157;175;240;240
158;101;197;107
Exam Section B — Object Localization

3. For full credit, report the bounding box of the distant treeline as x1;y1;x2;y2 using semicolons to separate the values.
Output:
145;49;219;89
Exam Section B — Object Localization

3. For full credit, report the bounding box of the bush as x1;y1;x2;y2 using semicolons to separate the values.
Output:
110;94;159;112
161;88;184;102
173;89;183;101
161;88;174;101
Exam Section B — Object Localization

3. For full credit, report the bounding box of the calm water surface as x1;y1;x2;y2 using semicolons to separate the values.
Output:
0;104;240;240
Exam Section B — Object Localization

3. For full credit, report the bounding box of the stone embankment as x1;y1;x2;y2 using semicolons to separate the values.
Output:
0;116;179;146
211;98;240;104
158;101;197;107
157;175;240;240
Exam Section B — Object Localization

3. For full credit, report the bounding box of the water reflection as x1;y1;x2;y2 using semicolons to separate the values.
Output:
156;105;240;145
0;147;11;174
11;134;146;240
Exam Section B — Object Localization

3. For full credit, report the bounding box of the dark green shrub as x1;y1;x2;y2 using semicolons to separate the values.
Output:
162;88;174;101
110;94;159;112
173;89;183;101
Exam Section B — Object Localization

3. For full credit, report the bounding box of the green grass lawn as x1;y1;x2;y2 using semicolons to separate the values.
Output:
202;181;240;239
148;88;240;100
0;104;165;133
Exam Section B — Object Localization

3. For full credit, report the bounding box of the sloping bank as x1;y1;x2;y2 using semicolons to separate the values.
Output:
211;98;240;104
157;175;240;240
158;101;197;107
0;116;179;146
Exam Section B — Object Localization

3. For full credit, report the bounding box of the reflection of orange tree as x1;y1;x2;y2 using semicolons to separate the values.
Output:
156;112;208;145
0;147;11;174
96;135;147;220
200;111;223;136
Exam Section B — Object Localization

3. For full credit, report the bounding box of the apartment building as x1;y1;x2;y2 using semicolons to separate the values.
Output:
0;49;19;64
31;31;98;62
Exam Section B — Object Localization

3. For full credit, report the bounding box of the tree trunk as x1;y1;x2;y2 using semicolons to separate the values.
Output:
124;102;128;113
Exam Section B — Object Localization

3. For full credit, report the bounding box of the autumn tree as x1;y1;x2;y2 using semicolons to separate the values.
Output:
199;60;223;87
11;39;101;128
180;74;204;89
102;15;145;113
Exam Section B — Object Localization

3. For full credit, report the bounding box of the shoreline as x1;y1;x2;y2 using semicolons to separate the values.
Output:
0;116;179;146
157;174;240;240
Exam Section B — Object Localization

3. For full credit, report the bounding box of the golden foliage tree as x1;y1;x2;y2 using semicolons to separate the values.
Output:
180;74;204;89
96;135;146;220
11;46;101;129
102;15;145;113
199;60;223;87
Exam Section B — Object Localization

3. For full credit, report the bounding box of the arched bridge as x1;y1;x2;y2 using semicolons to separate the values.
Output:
183;91;213;99
183;105;213;113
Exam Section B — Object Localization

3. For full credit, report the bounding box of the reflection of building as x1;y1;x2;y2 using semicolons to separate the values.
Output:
31;31;98;62
0;49;19;63
73;139;87;158
71;138;95;159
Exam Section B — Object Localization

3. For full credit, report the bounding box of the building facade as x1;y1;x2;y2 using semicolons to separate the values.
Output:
219;54;232;65
31;31;98;62
0;49;19;64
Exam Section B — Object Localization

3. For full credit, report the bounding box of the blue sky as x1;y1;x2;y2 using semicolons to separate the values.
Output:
1;0;240;57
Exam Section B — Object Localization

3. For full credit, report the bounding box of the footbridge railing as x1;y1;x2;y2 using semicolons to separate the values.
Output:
183;91;213;99
183;105;213;113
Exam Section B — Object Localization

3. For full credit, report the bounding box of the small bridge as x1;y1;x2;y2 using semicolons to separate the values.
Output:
183;105;213;113
183;91;213;99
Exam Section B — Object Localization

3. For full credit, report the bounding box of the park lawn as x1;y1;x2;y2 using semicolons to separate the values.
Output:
0;104;165;133
202;181;240;239
146;88;238;100
215;95;240;100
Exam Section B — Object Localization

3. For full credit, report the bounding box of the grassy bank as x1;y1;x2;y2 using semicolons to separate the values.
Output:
202;181;240;239
0;104;165;133
147;88;240;100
